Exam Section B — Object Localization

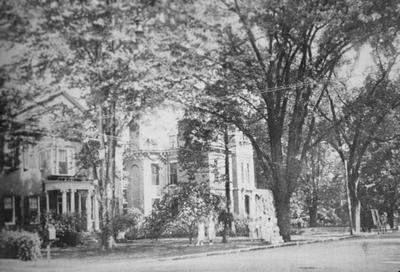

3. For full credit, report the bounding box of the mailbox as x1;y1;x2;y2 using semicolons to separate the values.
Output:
47;224;56;240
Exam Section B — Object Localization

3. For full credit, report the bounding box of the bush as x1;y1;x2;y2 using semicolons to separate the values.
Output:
233;218;249;237
0;230;42;261
112;208;143;240
143;210;169;240
39;212;85;247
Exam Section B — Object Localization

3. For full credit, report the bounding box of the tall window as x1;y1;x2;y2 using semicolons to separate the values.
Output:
245;195;250;216
29;196;39;223
169;135;177;148
5;146;19;170
3;196;14;223
169;162;178;185
151;164;159;185
247;163;250;183
58;149;68;174
241;162;244;183
39;151;46;170
23;146;29;170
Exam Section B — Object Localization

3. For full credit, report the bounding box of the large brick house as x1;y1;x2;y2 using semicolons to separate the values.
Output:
0;92;100;231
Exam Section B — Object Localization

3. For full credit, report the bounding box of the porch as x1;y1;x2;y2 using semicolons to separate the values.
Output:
44;175;100;232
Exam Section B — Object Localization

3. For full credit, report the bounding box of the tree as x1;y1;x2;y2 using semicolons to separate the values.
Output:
360;127;400;229
146;181;222;244
293;143;345;227
0;0;50;174
324;57;400;233
178;105;235;242
160;0;400;241
4;0;170;249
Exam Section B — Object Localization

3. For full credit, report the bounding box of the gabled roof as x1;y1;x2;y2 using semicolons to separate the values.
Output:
16;91;86;116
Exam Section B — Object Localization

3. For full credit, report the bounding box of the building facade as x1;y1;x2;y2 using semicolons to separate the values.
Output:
0;92;100;231
123;105;278;222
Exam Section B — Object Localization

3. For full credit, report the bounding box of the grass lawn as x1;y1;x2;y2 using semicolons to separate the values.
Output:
47;237;266;260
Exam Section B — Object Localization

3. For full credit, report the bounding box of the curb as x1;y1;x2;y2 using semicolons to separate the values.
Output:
157;235;359;262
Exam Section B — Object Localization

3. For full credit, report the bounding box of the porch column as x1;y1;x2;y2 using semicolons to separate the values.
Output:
12;196;16;224
45;191;50;213
86;190;92;231
61;190;67;214
78;192;82;215
20;196;24;225
37;195;41;219
93;193;99;231
70;189;75;214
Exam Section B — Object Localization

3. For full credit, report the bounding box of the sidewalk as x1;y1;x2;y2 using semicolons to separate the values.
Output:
158;227;363;261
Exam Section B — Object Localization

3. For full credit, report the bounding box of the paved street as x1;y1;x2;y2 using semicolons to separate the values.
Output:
1;232;399;272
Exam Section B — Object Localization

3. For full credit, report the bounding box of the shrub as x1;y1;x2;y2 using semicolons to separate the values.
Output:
39;212;85;247
0;230;42;261
233;218;249;237
144;209;169;240
218;210;234;241
112;208;143;240
144;181;223;243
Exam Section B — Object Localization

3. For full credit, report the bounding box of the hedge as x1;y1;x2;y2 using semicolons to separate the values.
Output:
0;230;42;261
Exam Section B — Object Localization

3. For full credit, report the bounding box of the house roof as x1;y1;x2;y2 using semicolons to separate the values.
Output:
16;91;86;116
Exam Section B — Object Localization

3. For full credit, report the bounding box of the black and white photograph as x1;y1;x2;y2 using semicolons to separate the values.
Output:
0;0;399;271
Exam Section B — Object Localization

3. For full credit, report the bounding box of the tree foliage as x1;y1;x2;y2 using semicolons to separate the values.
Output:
360;131;400;229
146;181;222;243
160;0;400;241
293;143;345;227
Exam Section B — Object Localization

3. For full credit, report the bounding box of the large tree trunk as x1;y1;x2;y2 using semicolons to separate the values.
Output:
274;193;292;242
107;100;117;249
98;103;112;250
0;134;4;174
309;201;318;227
347;170;361;234
351;198;361;233
222;127;231;243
